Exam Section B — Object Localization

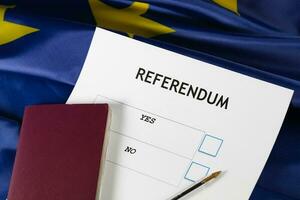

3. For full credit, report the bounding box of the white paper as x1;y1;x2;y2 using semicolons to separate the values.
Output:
67;28;293;200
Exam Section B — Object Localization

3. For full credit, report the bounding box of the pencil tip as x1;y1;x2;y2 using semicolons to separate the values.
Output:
202;171;222;183
212;171;222;178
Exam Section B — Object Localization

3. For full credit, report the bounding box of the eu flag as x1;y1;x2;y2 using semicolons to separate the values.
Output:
0;0;299;199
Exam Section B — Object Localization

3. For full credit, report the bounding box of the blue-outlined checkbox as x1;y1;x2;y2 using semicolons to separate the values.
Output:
199;134;223;157
184;162;210;182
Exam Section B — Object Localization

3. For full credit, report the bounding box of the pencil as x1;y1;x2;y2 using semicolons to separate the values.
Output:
170;171;222;200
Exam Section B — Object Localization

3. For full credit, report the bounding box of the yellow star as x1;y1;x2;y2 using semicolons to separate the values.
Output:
89;0;175;38
0;5;38;45
213;0;238;13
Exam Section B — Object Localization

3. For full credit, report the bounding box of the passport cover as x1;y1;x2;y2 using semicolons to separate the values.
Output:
7;104;110;200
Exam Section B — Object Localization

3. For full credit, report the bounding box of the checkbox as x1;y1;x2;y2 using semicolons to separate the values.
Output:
184;162;209;182
199;134;223;157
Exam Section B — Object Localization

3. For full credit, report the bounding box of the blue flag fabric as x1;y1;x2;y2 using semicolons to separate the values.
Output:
0;0;299;199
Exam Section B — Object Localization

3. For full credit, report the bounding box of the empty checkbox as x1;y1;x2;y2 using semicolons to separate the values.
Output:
199;134;223;157
184;162;209;182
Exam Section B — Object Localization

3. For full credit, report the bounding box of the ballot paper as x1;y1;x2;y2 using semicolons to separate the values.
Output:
67;28;293;200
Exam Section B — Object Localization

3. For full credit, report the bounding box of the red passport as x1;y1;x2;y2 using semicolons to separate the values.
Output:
8;104;110;200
